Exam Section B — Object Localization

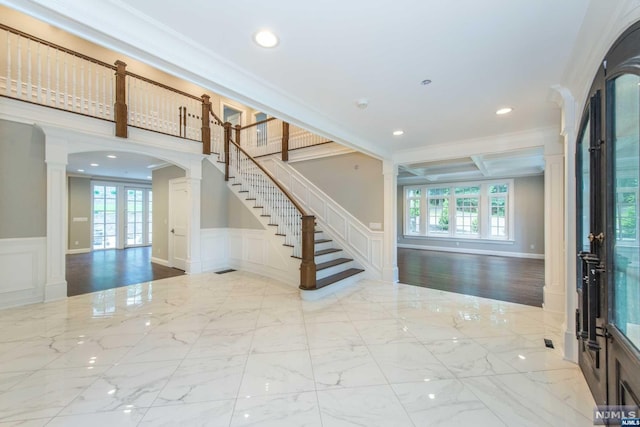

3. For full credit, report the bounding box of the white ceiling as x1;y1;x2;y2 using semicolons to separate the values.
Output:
4;0;621;171
67;151;167;181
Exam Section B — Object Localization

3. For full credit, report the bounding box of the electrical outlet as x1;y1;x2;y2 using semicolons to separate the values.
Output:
530;244;535;250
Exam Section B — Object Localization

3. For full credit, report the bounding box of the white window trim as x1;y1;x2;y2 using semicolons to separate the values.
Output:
219;99;246;127
403;179;515;242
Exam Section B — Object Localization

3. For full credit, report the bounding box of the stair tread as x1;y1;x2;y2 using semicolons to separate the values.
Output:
315;248;342;256
314;239;332;244
316;257;352;271
316;268;364;289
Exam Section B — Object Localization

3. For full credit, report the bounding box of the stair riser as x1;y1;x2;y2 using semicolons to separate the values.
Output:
314;241;333;252
314;251;343;264
316;261;355;280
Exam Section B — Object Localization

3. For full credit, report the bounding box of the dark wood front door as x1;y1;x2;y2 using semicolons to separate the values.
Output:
576;22;640;409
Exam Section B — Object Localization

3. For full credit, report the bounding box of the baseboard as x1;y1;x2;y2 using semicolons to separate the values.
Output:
67;248;91;255
44;280;67;302
151;256;169;267
398;243;544;260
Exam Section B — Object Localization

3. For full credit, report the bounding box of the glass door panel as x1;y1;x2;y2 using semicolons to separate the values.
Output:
611;74;640;350
93;184;117;250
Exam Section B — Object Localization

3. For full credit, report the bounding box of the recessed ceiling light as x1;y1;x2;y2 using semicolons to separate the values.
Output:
496;107;513;115
90;163;99;167
254;30;279;48
420;79;432;85
77;169;85;172
107;155;117;159
393;130;404;136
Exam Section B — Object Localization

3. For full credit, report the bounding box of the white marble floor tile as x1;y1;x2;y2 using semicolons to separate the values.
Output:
0;419;52;426
140;400;235;426
317;385;414;427
59;360;179;415
0;339;67;373
118;330;200;364
462;373;593;426
404;317;470;343
0;271;598;427
45;334;144;369
46;408;146;427
302;305;350;324
368;342;454;383
154;354;247;405
352;319;417;345
238;350;315;397
424;339;517;378
340;301;394;321
250;323;308;353
187;327;254;358
0;366;106;422
473;335;575;373
310;346;388;390
0;372;32;393
256;306;304;326
230;392;322;427
392;379;507;426
205;308;260;330
305;321;364;350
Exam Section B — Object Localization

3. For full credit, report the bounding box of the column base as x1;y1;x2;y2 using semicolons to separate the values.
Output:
44;280;67;302
383;266;399;283
186;259;202;275
564;330;579;363
543;286;565;314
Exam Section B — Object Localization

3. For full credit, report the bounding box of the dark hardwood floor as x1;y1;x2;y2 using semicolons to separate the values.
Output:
66;246;185;297
397;248;544;307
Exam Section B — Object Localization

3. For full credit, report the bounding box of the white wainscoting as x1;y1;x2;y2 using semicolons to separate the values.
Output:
0;237;46;309
200;228;300;288
262;158;384;278
200;228;229;272
398;243;545;260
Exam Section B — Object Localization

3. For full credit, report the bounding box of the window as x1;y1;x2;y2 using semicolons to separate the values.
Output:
404;180;514;240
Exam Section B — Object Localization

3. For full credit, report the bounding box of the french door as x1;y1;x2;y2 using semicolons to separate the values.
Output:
576;23;640;407
125;187;152;248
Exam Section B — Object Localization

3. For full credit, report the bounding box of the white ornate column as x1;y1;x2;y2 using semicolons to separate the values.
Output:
44;134;68;301
185;159;202;274
552;85;579;362
382;160;399;282
543;145;565;315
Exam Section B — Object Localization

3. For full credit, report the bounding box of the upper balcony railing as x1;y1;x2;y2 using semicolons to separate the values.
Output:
0;23;333;159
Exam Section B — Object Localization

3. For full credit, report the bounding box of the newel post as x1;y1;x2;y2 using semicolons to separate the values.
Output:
201;94;211;155
235;124;241;146
299;215;317;290
114;60;128;138
223;122;231;181
282;122;289;162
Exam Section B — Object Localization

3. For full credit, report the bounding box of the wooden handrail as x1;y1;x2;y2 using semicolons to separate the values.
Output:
228;138;308;216
240;117;277;130
0;23;117;70
125;70;203;101
208;108;223;125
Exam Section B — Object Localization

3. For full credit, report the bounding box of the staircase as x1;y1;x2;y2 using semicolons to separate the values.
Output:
209;135;364;299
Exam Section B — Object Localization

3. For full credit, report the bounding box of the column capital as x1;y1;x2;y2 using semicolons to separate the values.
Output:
382;160;397;176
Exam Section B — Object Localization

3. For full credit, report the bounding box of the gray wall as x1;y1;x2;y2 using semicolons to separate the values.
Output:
201;160;229;228
397;175;545;256
290;152;384;229
152;165;185;261
0;120;46;238
227;192;264;229
67;176;91;250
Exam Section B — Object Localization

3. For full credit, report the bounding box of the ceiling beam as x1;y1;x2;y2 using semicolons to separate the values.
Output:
471;155;490;177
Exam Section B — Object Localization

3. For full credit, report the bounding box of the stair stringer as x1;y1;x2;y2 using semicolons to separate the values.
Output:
207;157;300;288
260;157;384;281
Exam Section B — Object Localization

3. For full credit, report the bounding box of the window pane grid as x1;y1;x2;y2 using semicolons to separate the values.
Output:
405;181;510;240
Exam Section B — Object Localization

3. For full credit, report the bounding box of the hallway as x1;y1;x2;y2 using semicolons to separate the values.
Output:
66;247;185;297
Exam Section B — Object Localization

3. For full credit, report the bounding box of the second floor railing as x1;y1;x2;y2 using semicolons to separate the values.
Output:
0;22;334;161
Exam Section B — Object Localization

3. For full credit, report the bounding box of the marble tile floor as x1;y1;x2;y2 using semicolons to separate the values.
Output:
0;271;595;426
